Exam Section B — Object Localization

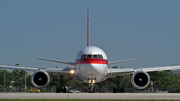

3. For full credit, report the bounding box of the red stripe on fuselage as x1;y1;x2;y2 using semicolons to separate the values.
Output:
76;58;108;64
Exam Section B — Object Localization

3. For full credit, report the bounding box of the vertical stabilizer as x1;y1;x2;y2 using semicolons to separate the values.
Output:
87;6;91;46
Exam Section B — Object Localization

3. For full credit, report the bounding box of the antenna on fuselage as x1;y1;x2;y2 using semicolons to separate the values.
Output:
87;6;91;46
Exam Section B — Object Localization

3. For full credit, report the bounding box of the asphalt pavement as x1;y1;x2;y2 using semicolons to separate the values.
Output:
1;93;180;99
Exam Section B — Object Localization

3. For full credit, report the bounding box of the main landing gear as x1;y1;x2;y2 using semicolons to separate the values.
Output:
108;76;124;93
88;84;95;93
113;87;124;93
56;75;72;93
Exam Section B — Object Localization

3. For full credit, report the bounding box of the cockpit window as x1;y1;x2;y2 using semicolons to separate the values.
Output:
81;55;86;59
98;55;103;59
87;55;92;58
81;54;103;59
93;55;98;58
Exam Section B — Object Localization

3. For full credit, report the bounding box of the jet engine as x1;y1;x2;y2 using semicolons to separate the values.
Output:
31;70;50;88
131;71;150;89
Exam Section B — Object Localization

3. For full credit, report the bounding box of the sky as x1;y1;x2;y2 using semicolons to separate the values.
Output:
0;0;180;69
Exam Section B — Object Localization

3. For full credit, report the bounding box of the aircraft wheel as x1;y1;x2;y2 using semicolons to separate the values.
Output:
92;88;95;93
113;87;118;93
119;87;124;93
88;84;95;93
56;87;60;93
88;87;91;93
62;87;67;93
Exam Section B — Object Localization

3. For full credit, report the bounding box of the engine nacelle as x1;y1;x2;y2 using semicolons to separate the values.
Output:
31;70;50;88
131;71;150;89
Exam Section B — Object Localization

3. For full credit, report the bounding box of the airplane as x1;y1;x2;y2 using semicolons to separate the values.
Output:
1;7;180;93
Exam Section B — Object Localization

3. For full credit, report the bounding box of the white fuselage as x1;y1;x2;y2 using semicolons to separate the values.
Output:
74;46;108;83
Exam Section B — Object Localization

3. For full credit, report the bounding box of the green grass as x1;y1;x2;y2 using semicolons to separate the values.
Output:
0;100;180;101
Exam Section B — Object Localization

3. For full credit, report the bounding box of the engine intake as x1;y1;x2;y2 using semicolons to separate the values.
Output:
31;71;50;88
131;71;150;89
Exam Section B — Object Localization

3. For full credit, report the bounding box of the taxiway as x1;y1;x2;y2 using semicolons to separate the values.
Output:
1;93;180;99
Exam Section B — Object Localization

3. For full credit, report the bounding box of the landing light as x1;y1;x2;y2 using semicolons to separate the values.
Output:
70;70;75;74
107;71;111;74
92;79;95;84
88;80;91;83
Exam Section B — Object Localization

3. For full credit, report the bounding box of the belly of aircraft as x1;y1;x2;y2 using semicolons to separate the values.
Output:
76;64;107;83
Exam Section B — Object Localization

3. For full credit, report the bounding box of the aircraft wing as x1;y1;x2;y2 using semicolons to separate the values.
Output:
107;65;180;78
0;64;74;76
36;58;75;66
108;58;140;65
0;64;40;71
139;65;180;72
107;68;135;78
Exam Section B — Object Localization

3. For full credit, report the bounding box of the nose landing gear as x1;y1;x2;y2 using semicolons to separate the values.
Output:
56;75;73;93
88;84;95;93
88;78;96;93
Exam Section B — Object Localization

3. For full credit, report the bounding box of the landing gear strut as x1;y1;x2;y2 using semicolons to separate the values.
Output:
88;84;95;93
109;76;124;93
56;75;72;93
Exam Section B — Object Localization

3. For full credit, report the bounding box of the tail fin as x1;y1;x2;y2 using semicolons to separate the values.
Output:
87;6;91;46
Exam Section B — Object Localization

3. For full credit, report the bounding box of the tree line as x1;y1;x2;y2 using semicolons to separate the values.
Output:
1;67;180;92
